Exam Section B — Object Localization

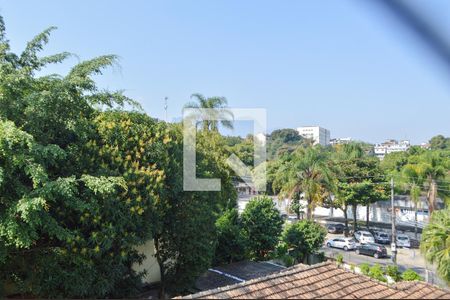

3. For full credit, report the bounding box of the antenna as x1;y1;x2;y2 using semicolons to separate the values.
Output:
164;97;168;122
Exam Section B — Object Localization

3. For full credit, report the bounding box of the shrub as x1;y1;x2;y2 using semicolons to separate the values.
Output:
359;263;370;275
213;209;246;265
274;242;289;258
402;269;422;281
240;196;284;260
350;264;356;273
369;264;387;282
385;265;401;282
281;220;326;263
281;255;295;267
317;251;326;263
336;254;344;266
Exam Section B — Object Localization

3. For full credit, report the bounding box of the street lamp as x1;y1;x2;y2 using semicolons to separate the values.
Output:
391;177;397;264
164;97;168;122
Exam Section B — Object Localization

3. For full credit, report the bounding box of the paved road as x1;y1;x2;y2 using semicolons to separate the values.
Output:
321;233;447;287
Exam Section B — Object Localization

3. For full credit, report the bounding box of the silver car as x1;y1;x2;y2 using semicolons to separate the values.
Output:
354;231;375;244
396;234;411;248
326;237;357;251
374;231;390;244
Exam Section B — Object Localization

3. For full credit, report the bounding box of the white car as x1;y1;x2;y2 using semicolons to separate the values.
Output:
354;231;375;244
396;234;411;248
326;237;357;251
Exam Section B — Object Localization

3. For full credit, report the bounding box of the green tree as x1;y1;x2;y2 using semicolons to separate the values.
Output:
401;164;425;239
0;17;238;298
420;208;450;284
240;196;283;260
274;146;332;220
0;18;145;297
152;129;237;295
332;144;387;232
429;135;450;150
213;208;246;265
282;221;326;264
266;128;305;159
420;152;446;213
183;93;233;131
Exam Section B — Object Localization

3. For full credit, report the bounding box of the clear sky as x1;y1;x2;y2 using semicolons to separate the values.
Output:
1;0;449;144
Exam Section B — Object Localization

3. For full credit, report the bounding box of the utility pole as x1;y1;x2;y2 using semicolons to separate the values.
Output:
391;177;397;264
164;97;168;122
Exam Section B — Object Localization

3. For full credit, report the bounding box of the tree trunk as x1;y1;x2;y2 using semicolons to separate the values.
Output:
366;203;370;229
306;199;312;220
343;205;349;237
155;238;166;300
414;202;418;240
352;204;357;233
427;179;437;214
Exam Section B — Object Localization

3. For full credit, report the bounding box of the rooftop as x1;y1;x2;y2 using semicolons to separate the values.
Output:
194;261;285;292
179;261;450;299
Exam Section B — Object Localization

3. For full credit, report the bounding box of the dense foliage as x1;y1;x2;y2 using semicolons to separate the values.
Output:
213;208;246;265
420;208;450;284
281;220;326;263
0;19;145;297
1;13;449;297
266;128;308;159
273;146;333;220
401;269;422;281
0;18;236;297
240;196;283;260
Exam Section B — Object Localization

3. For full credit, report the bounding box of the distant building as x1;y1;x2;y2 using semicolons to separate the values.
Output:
374;139;410;159
330;137;352;145
297;126;330;146
420;142;431;149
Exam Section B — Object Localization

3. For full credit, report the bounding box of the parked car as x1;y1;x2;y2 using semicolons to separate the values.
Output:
373;231;390;244
354;230;375;244
396;234;411;248
327;224;345;234
326;237;357;251
355;243;387;259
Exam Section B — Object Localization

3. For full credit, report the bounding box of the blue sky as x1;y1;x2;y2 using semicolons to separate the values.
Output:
1;0;449;144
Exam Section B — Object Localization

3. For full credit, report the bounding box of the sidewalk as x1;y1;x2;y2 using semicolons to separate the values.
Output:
315;215;423;234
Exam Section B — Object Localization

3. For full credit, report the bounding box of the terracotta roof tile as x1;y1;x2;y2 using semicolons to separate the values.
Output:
178;262;450;299
392;281;450;299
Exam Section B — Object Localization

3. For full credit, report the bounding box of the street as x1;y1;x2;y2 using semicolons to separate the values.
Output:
321;232;446;287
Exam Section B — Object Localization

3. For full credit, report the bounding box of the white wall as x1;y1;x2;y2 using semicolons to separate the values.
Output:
237;195;429;228
132;240;161;284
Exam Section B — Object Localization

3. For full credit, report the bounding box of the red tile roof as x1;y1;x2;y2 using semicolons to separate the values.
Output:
178;262;450;299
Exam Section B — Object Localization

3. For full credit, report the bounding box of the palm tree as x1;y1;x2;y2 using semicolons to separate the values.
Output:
401;164;424;239
421;159;445;214
274;146;332;220
420;208;450;284
183;93;233;131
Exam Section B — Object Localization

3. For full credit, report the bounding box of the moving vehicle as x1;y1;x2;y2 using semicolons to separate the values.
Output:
373;231;390;244
354;230;375;244
355;243;387;259
327;223;345;234
396;234;411;248
326;237;357;251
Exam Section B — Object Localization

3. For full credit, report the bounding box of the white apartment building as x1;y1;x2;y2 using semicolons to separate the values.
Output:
330;137;352;145
374;139;410;159
297;126;330;146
